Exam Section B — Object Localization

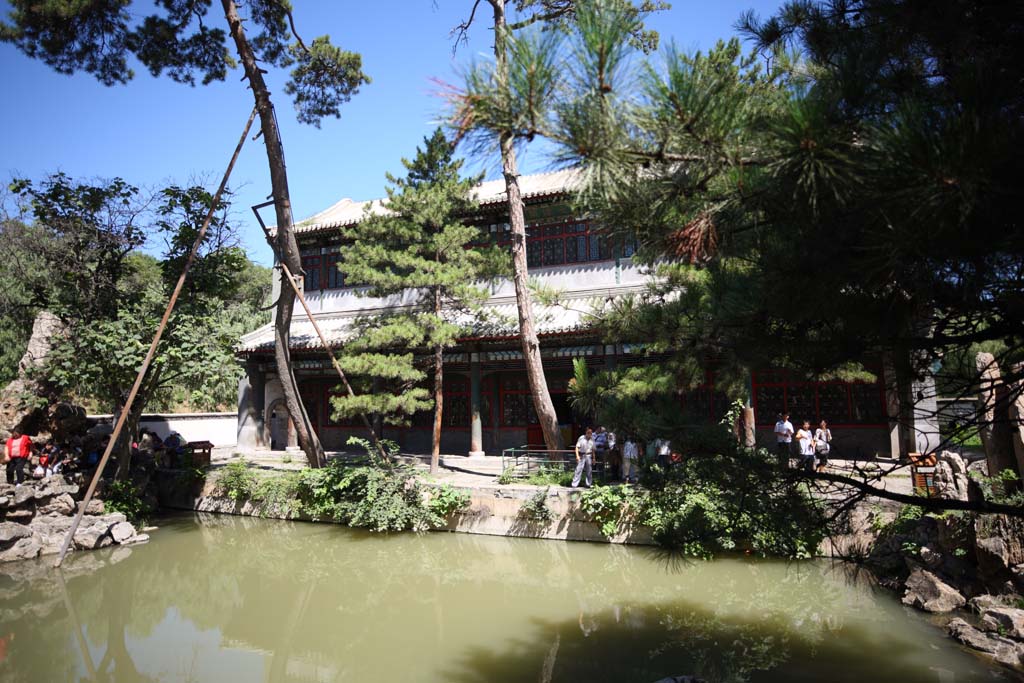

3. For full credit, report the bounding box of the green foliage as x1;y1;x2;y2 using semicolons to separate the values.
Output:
497;467;517;485
427;484;471;519
218;459;258;502
519;487;554;524
636;405;829;559
252;470;302;518
332;130;504;428
579;484;642;537
455;0;1024;418
525;466;574;487
0;0;369;127
3;175;271;415
969;470;1024;508
101;480;151;524
294;460;439;532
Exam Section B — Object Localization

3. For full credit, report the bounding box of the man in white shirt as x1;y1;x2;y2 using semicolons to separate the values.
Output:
621;436;639;484
774;412;794;468
572;428;595;488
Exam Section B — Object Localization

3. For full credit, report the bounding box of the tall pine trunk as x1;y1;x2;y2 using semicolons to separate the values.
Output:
222;0;325;468
431;287;444;474
490;0;563;451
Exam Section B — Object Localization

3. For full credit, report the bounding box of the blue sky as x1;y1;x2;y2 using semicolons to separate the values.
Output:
0;1;779;265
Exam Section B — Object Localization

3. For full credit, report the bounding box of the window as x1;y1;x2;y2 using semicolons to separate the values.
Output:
752;369;887;426
325;250;344;289
501;375;537;426
301;252;321;291
473;218;634;268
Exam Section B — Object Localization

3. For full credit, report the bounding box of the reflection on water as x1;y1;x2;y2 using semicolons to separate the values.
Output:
0;514;1007;682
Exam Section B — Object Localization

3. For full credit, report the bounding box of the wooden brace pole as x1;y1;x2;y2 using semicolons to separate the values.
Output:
277;262;388;462
53;107;258;568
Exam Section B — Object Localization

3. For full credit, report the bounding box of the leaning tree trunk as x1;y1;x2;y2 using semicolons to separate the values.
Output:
490;0;563;451
112;399;145;481
222;0;325;468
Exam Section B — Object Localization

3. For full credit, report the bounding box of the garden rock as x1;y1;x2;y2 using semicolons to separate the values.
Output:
0;535;41;562
902;567;966;612
0;521;33;544
970;594;1009;614
980;607;1024;640
36;493;74;516
110;521;136;543
12;486;34;507
977;537;1012;583
920;546;943;570
948;618;1022;666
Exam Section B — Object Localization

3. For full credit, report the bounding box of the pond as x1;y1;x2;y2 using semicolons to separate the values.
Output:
0;514;1008;682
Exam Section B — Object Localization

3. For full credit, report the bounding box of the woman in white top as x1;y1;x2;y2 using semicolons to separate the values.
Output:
814;419;833;472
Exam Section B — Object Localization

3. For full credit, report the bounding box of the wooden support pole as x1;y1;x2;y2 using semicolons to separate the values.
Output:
277;262;388;462
53;107;258;568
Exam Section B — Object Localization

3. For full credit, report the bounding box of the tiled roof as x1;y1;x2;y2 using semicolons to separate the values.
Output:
287;168;581;235
236;288;623;354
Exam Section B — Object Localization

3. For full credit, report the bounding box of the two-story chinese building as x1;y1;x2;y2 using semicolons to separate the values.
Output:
235;169;939;458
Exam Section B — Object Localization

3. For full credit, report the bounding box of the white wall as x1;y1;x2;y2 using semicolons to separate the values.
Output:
89;413;238;447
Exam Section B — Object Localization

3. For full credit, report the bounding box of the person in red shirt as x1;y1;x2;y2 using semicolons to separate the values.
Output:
4;429;32;485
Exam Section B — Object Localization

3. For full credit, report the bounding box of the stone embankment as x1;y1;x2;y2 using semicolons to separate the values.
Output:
155;469;653;544
830;450;1024;670
0;478;147;563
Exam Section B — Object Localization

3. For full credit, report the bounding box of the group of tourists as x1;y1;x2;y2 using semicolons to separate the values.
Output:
572;427;676;488
773;412;833;472
3;429;73;485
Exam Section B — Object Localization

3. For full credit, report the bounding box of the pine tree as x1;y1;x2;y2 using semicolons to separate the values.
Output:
333;130;502;473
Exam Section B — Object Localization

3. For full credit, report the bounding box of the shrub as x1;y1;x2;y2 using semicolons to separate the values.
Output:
635;402;830;559
295;459;439;532
252;471;302;518
579;484;642;537
525;465;574;487
102;479;151;524
218;458;258;502
519;487;554;524
497;467;517;485
428;484;471;519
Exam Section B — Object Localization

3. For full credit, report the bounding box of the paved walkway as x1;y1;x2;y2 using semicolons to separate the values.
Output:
214;446;925;498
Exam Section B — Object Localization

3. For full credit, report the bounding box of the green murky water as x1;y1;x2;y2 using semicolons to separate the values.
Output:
0;514;1009;682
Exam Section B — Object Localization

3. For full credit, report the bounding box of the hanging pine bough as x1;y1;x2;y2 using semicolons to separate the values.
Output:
53;108;258;568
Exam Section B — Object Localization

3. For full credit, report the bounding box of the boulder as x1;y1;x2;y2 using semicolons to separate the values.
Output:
123;533;149;546
0;535;41;562
73;524;112;550
977;536;1013;586
980;606;1024;640
36;493;75;516
4;506;34;521
12;486;34;507
920;546;944;570
85;499;104;515
902;567;966;612
110;521;136;543
0;496;8;509
0;521;33;544
970;594;1009;614
948;618;1022;667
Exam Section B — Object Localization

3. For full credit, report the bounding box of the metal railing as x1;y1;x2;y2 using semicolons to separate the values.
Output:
500;444;607;481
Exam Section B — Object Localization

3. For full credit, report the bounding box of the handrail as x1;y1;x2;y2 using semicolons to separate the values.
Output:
500;444;608;482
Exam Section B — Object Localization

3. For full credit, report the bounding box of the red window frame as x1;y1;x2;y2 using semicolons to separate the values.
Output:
751;369;887;428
